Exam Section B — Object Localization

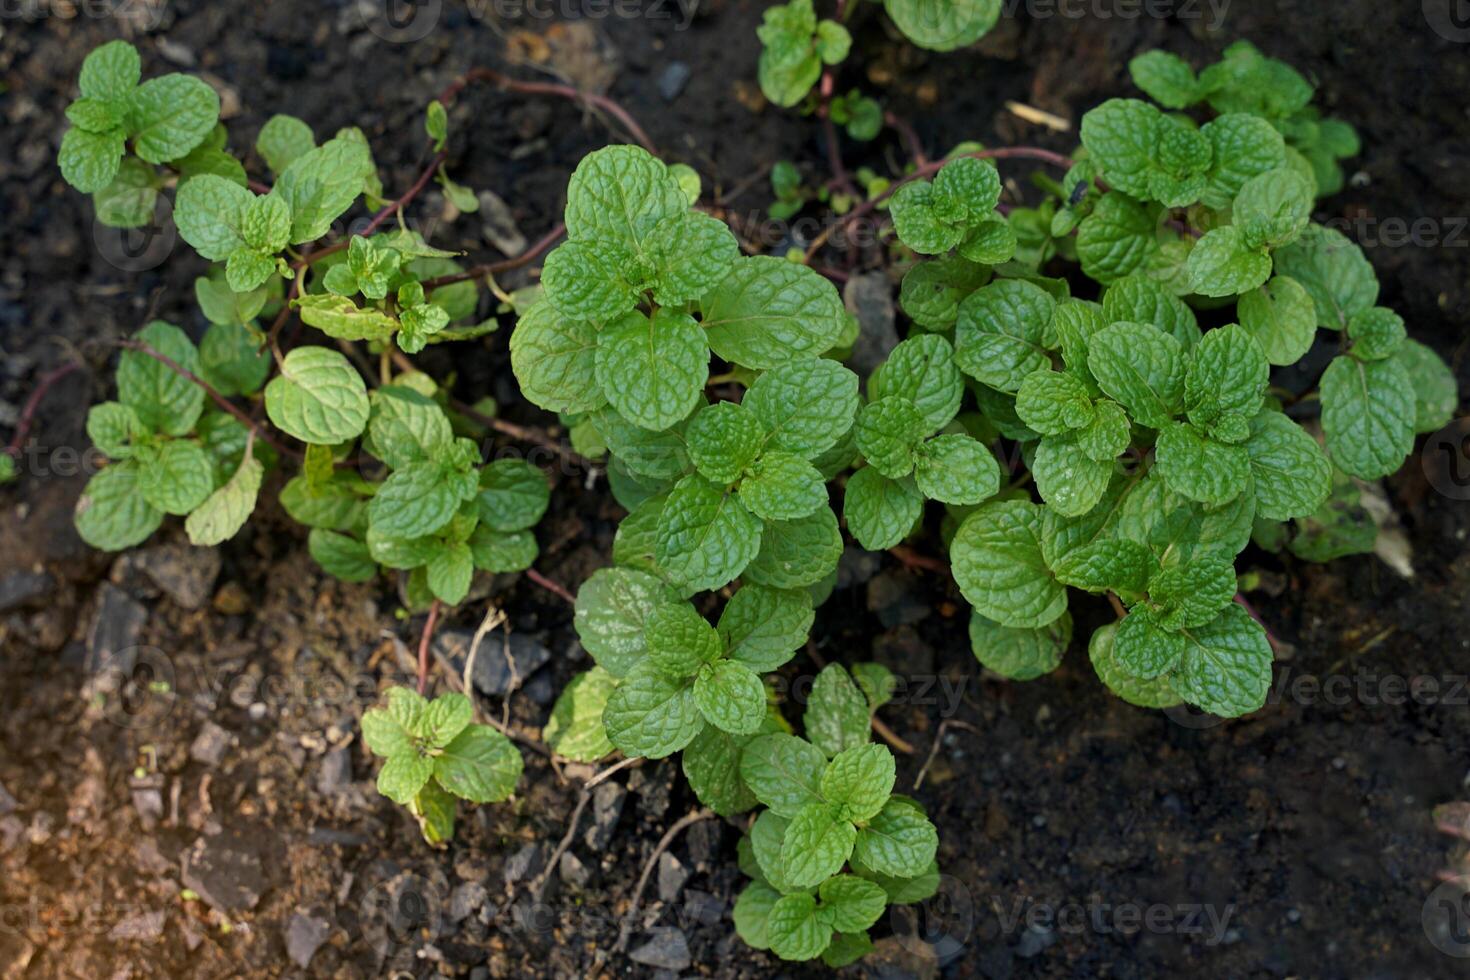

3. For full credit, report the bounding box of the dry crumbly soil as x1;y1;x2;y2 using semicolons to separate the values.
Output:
2;1;1470;978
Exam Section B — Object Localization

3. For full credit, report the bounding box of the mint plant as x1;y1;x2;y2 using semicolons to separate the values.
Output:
362;688;522;844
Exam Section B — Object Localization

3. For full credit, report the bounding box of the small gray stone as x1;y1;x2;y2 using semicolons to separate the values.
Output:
658;62;691;101
87;583;147;674
657;852;689;904
450;882;488;923
628;927;691;971
316;747;352;795
285;911;331;968
837;546;882;589
188;722;233;767
478;190;527;258
584;782;625;850
0;782;16;816
434;629;552;697
502;843;542;887
1016;925;1056;958
134;544;221;611
0;570;53;613
109;909;165;942
843;272;899;378
558;851;590;888
180;830;267;912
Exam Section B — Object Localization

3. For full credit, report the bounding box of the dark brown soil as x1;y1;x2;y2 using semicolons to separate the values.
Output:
3;2;1469;978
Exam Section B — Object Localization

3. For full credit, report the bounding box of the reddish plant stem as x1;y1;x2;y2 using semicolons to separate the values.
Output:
525;568;576;605
114;340;302;461
440;67;657;155
247;179;273;195
5;362;81;459
1234;592;1283;653
888;545;950;575
417;599;442;695
418;223;566;292
803;146;1076;261
884;110;928;167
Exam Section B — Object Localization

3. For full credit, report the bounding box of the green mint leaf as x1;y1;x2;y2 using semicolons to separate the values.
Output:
743;507;844;589
224;248;276;293
1088;622;1182;708
767;893;829;961
868;334;964;432
307;529;377;582
564;144;687;252
1032;432;1113;517
421;692;473;748
647;210;740;306
369;460;473;539
271;136;374;244
411;780;456;845
739;451;827;521
912;433;1000;506
821;743;893;822
86;401;145;459
819;875;888;933
1244;411;1332;520
59;127;124;193
509;301;606;414
377;753;433;805
425;99;448;151
781;802;857;889
425;541;474;605
1319;354;1415;479
432;725;522;802
184;453;262;546
1171;604;1273;717
1129;50;1203;108
757;0;822;107
361;699;413;758
842;467;923;551
1086;321;1186;429
744;358;860;458
855;397;928;479
1101;274;1200;349
1147;555;1238;630
477;459;549;532
264;346;371;445
719;585;814;672
79;40;140;101
1016;370;1095;436
955;278;1057;392
573;567;681;678
127;74;219;164
734;882;783;950
1185;324;1268;429
255;114;315;175
890;181;963;255
684;726;760;816
1155;421;1249;506
686;401;766;485
468;527;537;574
595;309;709;432
74;462;162;551
199;321;270;398
1199;113;1285;210
1050;300;1107;391
822;931;876;968
968;610;1071;680
852;798;938;879
281;474;366;532
93;157;159;228
1052;539;1155;596
174;174;253;260
544;667;617;763
603;662;703;759
1233;168;1312;249
195;273;268;327
645;603;724;677
883;0;1000;51
1271;224;1379;329
701;256;846;369
899;255;991;331
137;439;215;515
814;20;852;63
367;386;453;469
1391;339;1457;434
655;474;763;592
118;320;207;436
1077;400;1131;462
1075;192;1159;285
739;733;827;818
1346;307;1406;362
541;241;639;321
1186;226;1272;298
951;499;1067;629
1114;613;1187;678
242;193;292;253
806;665;872;759
1079;99;1163;202
852;663;897;714
1237;275;1317;366
694;659;766;735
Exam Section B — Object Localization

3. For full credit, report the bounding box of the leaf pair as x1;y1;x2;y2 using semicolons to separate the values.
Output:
756;0;851;107
890;157;1016;264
